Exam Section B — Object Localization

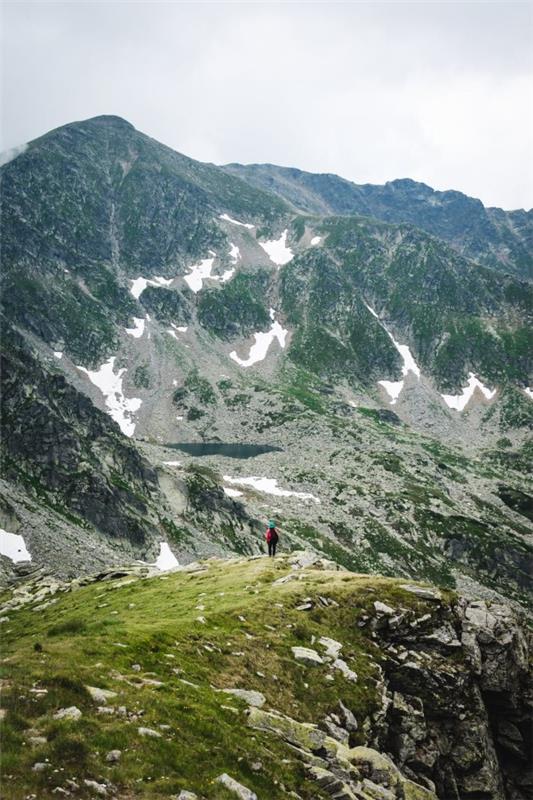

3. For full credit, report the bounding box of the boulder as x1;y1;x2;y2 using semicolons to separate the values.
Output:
318;636;343;659
86;686;118;704
400;585;441;601
291;646;324;666
221;688;266;708
137;726;162;738
333;658;358;682
248;707;327;751
216;773;257;800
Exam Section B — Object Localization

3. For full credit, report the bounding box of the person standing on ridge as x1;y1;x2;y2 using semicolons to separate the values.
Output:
265;520;279;557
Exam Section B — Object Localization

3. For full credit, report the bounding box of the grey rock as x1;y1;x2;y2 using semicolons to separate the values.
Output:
373;601;395;616
137;726;162;738
291;646;324;665
221;688;266;707
105;749;121;763
86;686;118;704
216;773;257;800
400;585;442;601
332;658;358;682
53;706;82;720
83;779;108;796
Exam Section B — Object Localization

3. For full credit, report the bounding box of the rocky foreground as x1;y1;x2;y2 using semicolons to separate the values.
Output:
0;552;531;800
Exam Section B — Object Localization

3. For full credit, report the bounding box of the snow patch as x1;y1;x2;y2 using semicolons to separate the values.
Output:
0;529;31;563
220;268;235;283
219;213;254;229
229;243;240;263
184;257;215;293
441;373;497;411
53;351;63;360
365;302;420;405
310;236;322;246
0;143;28;168
230;309;288;367
76;357;142;437
167;324;188;340
223;475;320;503
163;460;182;466
154;542;179;571
258;230;293;266
125;317;146;338
129;276;173;299
378;381;405;404
224;487;244;498
524;387;533;400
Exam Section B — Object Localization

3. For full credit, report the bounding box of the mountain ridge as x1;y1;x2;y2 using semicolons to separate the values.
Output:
222;162;533;279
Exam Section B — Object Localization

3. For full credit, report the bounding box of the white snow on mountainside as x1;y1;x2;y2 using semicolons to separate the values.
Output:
442;373;496;411
0;529;32;563
219;213;254;229
230;309;288;367
364;303;420;404
223;476;320;503
258;230;294;266
76;358;142;437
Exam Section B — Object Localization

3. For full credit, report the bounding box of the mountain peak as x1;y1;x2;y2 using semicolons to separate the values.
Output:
79;114;135;129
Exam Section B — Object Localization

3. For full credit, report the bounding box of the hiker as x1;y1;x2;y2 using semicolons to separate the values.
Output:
265;520;279;557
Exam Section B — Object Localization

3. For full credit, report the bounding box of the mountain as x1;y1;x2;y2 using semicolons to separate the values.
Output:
0;115;532;618
222;164;533;280
1;552;531;800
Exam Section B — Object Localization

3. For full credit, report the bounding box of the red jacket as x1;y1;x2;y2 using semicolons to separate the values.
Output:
265;527;278;543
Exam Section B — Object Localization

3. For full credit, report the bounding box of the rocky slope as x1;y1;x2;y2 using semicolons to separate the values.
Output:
223;164;533;279
0;115;532;613
0;553;531;799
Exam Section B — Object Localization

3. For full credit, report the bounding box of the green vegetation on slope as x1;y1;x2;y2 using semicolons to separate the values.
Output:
0;556;447;799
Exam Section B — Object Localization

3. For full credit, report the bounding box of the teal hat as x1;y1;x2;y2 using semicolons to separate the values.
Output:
268;519;276;528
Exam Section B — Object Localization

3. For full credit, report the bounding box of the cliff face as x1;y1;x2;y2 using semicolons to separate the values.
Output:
367;596;532;799
0;553;530;800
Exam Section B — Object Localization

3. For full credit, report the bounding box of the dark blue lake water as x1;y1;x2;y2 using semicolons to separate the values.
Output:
165;443;282;459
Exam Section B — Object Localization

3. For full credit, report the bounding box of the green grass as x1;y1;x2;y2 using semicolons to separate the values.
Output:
0;556;447;800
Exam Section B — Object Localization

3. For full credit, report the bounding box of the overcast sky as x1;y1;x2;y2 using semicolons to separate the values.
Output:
1;1;532;209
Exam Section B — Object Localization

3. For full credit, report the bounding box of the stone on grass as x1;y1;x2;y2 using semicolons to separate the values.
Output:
291;646;324;666
222;688;266;708
248;707;326;751
332;658;358;682
400;585;442;601
177;792;198;800
318;636;343;659
374;601;395;616
105;749;121;763
138;726;162;738
53;706;82;720
216;773;257;800
83;779;108;796
32;762;50;772
86;686;118;704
